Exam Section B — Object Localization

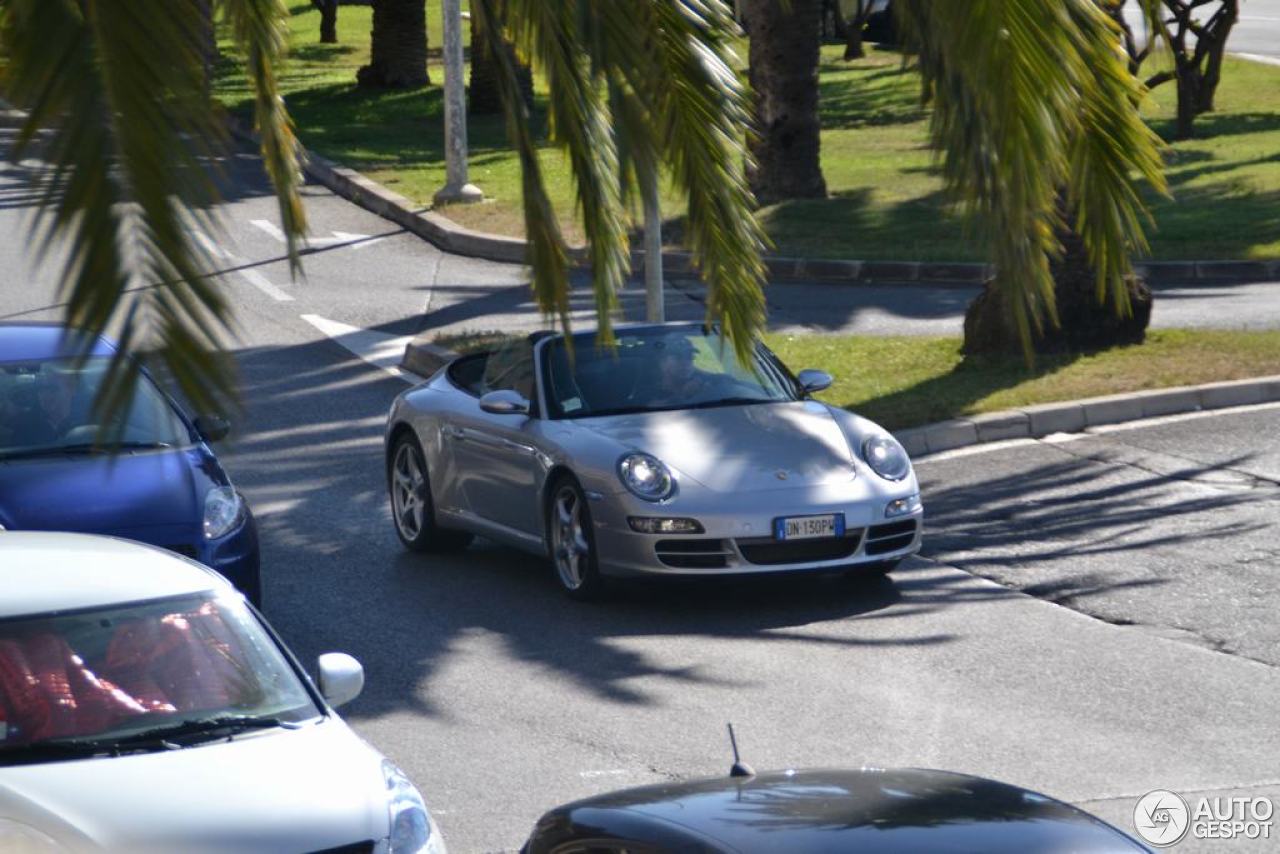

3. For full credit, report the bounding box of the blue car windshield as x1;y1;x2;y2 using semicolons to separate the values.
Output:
542;328;799;419
0;357;191;457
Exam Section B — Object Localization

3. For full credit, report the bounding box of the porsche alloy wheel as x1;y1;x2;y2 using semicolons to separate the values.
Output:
389;433;472;553
549;477;603;599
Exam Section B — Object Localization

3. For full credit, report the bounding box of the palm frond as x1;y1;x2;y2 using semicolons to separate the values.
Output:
471;0;574;340
496;0;630;347
486;0;767;363
898;0;1165;358
1064;0;1168;313
223;0;308;274
3;0;234;423
1;0;306;430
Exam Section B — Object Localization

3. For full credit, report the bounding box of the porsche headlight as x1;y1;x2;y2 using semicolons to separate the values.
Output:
203;486;246;540
863;435;911;481
618;453;675;501
383;761;447;854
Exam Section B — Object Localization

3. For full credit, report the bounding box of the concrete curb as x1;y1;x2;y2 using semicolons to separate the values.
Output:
400;335;1280;460
893;375;1280;458
227;116;1280;287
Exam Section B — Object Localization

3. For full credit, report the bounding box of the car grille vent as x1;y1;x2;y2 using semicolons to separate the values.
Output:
736;532;863;566
864;519;918;556
308;842;376;854
164;543;198;559
655;539;732;569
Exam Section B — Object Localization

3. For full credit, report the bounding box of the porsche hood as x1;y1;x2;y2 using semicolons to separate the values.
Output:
576;401;858;493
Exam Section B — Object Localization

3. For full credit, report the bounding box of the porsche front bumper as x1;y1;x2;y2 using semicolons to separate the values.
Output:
586;484;923;578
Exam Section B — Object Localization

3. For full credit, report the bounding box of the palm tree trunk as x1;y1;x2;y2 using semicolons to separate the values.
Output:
1175;69;1199;139
743;0;827;204
357;0;429;88
468;11;531;115
844;1;871;60
963;204;1152;355
312;0;339;44
195;0;216;94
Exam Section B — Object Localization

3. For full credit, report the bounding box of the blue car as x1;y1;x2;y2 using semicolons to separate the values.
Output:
0;323;260;605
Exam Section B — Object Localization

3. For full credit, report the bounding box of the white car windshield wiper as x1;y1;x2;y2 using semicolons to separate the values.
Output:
0;441;173;460
3;714;304;762
109;714;304;746
0;716;298;765
0;738;165;764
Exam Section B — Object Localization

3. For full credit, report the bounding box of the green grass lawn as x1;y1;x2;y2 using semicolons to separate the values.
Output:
214;6;1280;261
432;328;1280;431
768;330;1280;430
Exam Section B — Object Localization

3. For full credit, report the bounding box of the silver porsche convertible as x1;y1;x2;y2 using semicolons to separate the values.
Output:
384;323;923;598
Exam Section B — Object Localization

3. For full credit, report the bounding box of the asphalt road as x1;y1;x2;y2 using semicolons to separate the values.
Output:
2;140;1279;852
1122;0;1280;59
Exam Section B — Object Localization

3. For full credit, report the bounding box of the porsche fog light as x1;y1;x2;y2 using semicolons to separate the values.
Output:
628;517;704;534
203;486;246;540
863;435;911;481
885;494;922;518
618;452;675;501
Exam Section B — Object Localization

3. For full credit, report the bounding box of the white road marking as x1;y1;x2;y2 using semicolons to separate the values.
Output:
238;267;294;302
917;401;1280;463
250;219;287;242
251;218;384;249
919;438;1040;463
192;229;232;260
1235;52;1280;67
578;769;630;779
300;314;424;383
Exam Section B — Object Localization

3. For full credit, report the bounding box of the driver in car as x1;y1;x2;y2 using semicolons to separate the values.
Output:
653;337;716;404
9;372;78;447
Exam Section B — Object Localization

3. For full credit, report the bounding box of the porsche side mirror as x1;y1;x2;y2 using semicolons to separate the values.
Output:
317;652;364;709
194;415;231;443
797;369;833;394
479;390;530;415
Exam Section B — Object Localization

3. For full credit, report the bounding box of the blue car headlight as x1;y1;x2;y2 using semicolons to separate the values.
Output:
863;435;911;481
618;452;675;501
383;761;447;854
203;486;246;540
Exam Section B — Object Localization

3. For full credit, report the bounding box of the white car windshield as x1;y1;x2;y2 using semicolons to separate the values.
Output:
0;592;321;759
0;357;192;458
542;327;798;418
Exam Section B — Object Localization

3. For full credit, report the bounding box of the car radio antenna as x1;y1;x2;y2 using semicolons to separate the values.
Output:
726;722;755;778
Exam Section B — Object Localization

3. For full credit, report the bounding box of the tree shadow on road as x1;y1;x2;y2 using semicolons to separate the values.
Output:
208;331;1037;725
918;442;1271;613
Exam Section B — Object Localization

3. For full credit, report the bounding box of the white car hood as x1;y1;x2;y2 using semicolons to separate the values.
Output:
0;717;388;854
580;401;857;493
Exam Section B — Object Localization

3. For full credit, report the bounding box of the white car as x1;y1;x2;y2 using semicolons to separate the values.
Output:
0;532;446;854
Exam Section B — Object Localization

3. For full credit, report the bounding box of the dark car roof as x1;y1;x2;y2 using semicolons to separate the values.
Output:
0;323;115;362
531;768;1148;853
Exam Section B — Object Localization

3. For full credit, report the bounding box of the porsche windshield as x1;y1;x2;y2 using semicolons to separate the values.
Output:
0;593;320;758
542;328;798;418
0;357;191;458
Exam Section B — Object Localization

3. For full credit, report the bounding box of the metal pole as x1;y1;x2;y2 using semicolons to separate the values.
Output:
434;0;482;205
643;173;664;323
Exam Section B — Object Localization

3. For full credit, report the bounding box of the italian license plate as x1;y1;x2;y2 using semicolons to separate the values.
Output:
774;513;845;541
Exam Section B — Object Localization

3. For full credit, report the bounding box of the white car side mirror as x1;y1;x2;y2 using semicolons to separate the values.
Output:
317;652;364;709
